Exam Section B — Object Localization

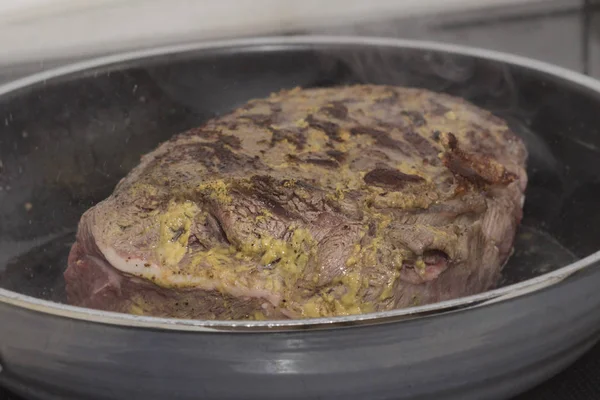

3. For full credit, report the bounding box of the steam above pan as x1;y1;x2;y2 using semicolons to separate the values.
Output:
0;0;537;66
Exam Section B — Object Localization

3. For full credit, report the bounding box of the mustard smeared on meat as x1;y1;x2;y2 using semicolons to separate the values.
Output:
157;200;198;266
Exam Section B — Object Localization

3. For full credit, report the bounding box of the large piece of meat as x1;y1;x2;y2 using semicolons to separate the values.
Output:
64;85;527;320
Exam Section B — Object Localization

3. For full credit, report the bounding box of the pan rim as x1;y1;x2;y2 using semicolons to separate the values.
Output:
1;35;599;332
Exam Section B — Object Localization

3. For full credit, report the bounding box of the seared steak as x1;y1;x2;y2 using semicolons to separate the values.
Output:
64;85;527;320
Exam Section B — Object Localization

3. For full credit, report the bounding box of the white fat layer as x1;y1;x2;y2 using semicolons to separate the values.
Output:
98;243;282;306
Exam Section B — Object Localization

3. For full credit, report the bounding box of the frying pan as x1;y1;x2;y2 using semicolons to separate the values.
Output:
0;36;599;400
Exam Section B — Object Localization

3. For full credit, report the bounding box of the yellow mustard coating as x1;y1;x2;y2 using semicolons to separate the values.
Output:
157;200;199;267
197;180;232;204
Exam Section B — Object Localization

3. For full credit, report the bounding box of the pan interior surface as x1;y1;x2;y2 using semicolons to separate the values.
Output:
0;37;598;328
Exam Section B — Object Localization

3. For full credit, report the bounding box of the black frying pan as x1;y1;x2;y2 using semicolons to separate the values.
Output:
0;36;599;400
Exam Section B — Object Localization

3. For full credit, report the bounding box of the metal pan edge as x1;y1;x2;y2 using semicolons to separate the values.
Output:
1;35;599;332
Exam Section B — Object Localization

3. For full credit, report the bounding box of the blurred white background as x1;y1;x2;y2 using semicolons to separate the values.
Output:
0;0;587;79
0;0;556;63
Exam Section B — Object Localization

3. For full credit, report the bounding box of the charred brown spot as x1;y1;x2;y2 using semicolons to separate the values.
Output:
294;179;323;192
326;150;347;163
445;159;488;187
305;114;342;142
269;126;306;149
432;130;441;141
187;234;200;246
350;125;407;153
442;132;517;186
212;143;259;171
205;213;231;245
257;196;296;220
404;130;438;157
320;102;348;120
350;125;385;137
154;142;253;173
244;175;298;219
445;132;459;150
368;221;377;237
287;153;340;169
376;121;406;131
305;158;339;168
363;168;425;190
374;135;408;152
401;111;427;127
219;134;242;149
